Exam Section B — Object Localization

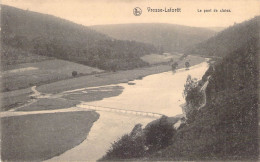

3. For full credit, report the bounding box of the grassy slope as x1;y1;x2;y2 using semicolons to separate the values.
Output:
1;111;99;161
2;59;103;92
91;23;216;53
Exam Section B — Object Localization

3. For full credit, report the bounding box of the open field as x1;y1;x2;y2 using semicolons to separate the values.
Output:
1;111;99;161
1;59;103;92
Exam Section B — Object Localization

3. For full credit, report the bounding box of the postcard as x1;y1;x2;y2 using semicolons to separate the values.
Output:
1;0;259;161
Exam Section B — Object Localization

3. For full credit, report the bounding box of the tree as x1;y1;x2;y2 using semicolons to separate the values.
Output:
172;62;178;71
185;61;190;69
72;71;77;77
183;75;197;97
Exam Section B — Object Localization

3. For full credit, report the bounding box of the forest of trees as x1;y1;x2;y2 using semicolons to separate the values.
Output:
30;38;156;70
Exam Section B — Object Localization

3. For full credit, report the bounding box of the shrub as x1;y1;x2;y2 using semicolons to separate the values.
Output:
103;134;146;160
144;116;176;153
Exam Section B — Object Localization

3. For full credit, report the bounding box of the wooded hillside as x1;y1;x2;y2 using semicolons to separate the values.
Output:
1;5;158;71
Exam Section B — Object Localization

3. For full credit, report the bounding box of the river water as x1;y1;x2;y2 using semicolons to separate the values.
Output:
47;61;209;161
87;61;209;116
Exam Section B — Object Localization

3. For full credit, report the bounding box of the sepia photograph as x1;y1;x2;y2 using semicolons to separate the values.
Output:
0;0;259;161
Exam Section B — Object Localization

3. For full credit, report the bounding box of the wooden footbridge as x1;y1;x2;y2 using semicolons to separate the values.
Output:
77;104;164;118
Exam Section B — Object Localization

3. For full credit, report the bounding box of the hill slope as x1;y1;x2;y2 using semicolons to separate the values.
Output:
186;16;260;57
91;23;216;53
1;5;158;71
151;16;259;161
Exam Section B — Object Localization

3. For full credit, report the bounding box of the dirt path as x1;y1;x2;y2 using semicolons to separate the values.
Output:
8;86;45;112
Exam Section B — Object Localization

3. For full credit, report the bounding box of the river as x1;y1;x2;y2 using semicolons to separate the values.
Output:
47;61;209;161
86;61;209;116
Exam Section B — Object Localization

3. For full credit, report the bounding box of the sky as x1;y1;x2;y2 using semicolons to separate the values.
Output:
2;0;260;27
